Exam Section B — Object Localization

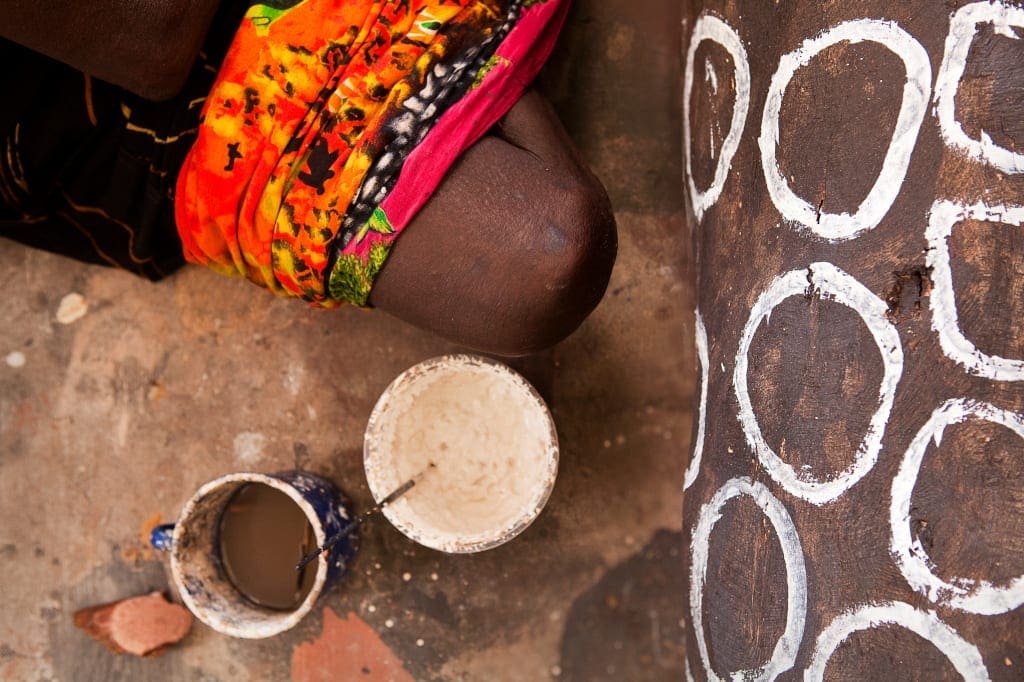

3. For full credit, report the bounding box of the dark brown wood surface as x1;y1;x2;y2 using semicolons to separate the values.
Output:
683;1;1024;679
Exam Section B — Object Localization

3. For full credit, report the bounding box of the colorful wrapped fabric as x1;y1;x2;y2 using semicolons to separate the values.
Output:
175;0;569;307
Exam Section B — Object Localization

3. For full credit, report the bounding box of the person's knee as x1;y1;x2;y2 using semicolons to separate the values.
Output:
498;172;616;355
369;124;616;356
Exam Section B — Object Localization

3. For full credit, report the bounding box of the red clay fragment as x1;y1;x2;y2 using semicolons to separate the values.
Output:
292;608;413;682
73;592;193;657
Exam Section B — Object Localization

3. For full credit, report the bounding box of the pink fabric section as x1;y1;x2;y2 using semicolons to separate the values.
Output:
341;0;570;261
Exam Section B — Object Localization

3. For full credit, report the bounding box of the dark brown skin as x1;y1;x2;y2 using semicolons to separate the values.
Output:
684;0;1023;678
2;0;222;101
370;90;617;356
1;4;617;356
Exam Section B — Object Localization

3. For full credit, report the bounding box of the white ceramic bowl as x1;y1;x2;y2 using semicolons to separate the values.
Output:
364;354;559;553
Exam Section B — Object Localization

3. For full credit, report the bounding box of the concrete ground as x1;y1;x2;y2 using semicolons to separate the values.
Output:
0;1;692;679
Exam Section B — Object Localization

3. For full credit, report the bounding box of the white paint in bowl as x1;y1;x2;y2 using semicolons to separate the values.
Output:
364;355;559;553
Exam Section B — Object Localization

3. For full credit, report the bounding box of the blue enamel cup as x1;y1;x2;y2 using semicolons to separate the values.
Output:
150;470;357;638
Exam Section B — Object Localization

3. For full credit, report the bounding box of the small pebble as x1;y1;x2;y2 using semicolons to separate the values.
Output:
415;638;424;647
603;440;611;448
385;619;395;628
56;292;88;325
367;605;376;613
551;665;562;677
4;352;25;368
430;573;438;581
402;572;412;582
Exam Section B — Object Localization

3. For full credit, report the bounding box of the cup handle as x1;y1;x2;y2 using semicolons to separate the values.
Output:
150;523;176;552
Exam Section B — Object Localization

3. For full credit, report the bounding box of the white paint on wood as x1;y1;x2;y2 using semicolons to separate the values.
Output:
684;14;751;224
704;56;720;94
690;477;807;681
804;602;990;680
734;262;903;504
927;199;1024;381
758;19;931;240
890;397;1024;615
934;1;1024;173
683;309;709;490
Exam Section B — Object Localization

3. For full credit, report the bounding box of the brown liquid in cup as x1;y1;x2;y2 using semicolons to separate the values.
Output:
218;483;318;611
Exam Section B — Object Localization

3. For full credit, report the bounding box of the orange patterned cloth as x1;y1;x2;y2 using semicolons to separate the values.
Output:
175;0;567;306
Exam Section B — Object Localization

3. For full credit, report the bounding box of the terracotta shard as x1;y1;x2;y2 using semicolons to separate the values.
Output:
73;592;193;657
291;608;413;682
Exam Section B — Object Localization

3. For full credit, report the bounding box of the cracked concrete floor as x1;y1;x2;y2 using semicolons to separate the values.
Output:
0;1;691;679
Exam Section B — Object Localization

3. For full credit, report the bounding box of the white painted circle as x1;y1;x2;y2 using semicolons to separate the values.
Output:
683;309;709;490
890;398;1024;615
926;199;1024;382
683;13;751;224
934;1;1024;174
804;601;990;681
758;19;931;240
690;477;807;681
734;262;904;505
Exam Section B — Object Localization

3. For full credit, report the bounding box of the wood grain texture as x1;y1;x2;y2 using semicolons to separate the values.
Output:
682;1;1024;679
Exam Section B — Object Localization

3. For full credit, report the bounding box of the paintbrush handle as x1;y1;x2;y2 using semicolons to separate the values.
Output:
295;463;434;572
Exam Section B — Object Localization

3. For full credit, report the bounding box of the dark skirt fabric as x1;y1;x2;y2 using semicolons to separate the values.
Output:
0;0;249;280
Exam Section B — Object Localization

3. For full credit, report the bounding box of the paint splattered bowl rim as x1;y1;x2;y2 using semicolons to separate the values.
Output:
364;354;559;553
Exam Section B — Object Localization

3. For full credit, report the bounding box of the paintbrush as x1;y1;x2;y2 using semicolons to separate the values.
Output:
295;462;435;571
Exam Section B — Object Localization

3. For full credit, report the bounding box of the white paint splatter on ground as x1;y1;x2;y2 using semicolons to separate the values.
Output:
5;351;25;368
55;292;89;325
284;364;305;396
233;432;266;467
